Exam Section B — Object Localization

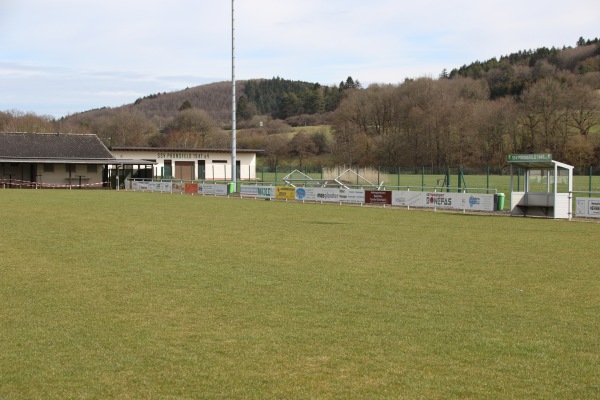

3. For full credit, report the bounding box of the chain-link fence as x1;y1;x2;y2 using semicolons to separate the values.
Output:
256;165;600;196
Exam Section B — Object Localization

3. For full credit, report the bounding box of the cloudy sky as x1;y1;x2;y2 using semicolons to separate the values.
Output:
1;0;598;118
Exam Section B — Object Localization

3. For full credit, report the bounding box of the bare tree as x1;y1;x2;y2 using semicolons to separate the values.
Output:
166;108;214;148
0;110;55;133
474;98;518;167
91;110;157;147
264;134;289;168
288;132;317;167
519;78;568;155
565;81;600;137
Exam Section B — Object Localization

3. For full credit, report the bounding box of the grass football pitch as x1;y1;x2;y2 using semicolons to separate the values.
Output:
1;190;599;399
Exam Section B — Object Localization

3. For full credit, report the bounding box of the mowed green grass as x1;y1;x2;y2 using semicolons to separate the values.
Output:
1;190;599;399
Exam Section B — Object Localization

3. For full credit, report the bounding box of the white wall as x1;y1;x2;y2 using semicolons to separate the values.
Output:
110;149;257;181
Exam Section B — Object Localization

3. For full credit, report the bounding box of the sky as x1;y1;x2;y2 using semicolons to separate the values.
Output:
1;0;598;118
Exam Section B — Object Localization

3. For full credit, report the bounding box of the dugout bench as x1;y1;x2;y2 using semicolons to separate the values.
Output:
508;154;573;220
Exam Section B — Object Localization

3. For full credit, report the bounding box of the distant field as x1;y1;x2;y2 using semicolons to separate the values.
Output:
1;190;599;399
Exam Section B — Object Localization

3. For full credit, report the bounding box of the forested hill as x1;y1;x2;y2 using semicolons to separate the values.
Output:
63;76;360;127
61;38;600;128
446;37;600;98
4;37;600;169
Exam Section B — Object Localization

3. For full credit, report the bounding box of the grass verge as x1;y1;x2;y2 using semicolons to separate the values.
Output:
1;190;599;399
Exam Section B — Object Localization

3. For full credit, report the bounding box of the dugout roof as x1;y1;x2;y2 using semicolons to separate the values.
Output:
507;153;573;171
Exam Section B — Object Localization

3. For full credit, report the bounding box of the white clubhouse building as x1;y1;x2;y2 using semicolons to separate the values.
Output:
110;147;261;181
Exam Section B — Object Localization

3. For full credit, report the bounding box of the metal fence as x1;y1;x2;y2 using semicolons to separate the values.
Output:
255;166;600;196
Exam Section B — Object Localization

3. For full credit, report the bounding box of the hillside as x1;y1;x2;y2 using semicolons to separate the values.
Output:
4;37;600;169
448;39;600;98
65;81;239;128
63;76;353;129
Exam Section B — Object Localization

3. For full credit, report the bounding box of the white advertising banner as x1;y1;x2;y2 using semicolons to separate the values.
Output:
132;181;172;192
391;191;423;207
392;191;495;212
240;186;276;199
199;184;228;196
338;188;366;204
576;198;600;218
294;187;365;204
300;187;338;202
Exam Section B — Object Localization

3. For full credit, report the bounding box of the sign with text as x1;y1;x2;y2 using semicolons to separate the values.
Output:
391;191;495;211
576;198;600;218
276;186;296;200
132;181;172;192
508;153;552;162
294;187;365;204
297;187;339;202
365;190;392;205
240;186;275;199
199;184;228;196
338;189;365;204
391;191;423;207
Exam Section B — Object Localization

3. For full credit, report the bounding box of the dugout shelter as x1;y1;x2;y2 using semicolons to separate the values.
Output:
508;153;573;219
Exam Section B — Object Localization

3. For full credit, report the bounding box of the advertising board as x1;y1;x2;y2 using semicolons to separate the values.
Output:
365;190;392;205
576;198;600;218
184;183;199;194
132;181;172;192
338;189;365;204
391;191;495;211
276;186;296;200
391;191;422;207
294;187;365;204
199;184;228;196
240;186;276;199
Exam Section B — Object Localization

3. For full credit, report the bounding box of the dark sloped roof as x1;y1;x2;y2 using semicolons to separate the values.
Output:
0;132;115;160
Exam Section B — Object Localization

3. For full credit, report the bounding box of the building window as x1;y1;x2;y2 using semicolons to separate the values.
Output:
87;164;98;173
43;164;54;173
66;164;76;173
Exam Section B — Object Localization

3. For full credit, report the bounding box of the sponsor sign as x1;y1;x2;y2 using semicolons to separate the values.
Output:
296;188;324;201
424;192;495;211
460;194;495;211
391;191;422;207
296;187;340;202
295;187;308;200
132;181;172;192
391;191;495;211
172;182;185;193
240;186;275;199
184;183;199;194
425;192;453;207
576;198;600;218
294;187;364;204
314;188;341;202
276;186;296;200
365;190;392;205
338;189;365;204
199;184;228;196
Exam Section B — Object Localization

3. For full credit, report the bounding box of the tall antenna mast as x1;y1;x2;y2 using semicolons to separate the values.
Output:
231;0;237;190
